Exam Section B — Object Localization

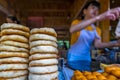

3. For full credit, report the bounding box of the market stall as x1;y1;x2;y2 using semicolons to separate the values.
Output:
0;0;120;80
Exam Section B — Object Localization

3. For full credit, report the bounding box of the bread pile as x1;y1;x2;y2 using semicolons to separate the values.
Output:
29;28;58;80
0;23;30;80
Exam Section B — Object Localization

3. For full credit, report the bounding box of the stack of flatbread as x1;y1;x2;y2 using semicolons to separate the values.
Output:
0;23;30;80
29;28;58;80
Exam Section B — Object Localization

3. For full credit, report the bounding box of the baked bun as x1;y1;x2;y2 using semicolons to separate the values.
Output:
30;46;58;54
1;23;30;32
29;59;58;66
0;45;29;52
0;57;28;64
0;52;29;58
29;65;58;74
30;34;57;42
1;41;29;49
0;70;28;78
0;35;28;43
1;29;30;38
0;64;28;71
29;71;58;80
29;54;57;60
30;28;57;37
30;40;57;48
0;75;27;80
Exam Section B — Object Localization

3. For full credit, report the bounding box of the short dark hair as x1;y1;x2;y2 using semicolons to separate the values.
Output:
81;1;100;19
83;1;100;10
7;16;20;24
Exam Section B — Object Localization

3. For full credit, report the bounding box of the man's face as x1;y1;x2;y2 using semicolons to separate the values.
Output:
84;4;99;18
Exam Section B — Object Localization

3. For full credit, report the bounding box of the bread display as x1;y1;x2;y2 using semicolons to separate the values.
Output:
1;24;59;80
29;28;58;80
0;23;30;80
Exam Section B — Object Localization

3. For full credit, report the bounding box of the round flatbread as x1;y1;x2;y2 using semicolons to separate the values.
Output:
0;52;29;58
1;41;29;49
30;28;57;37
1;23;30;32
29;59;58;67
0;57;28;64
29;65;58;74
29;54;57;60
0;64;28;71
0;75;27;80
29;71;58;80
30;34;57;42
30;46;58;54
0;45;29;52
30;40;57;48
0;70;28;78
0;35;28;43
1;29;30;38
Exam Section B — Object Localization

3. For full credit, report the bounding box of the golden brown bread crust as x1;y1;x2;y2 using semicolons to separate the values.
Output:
29;54;57;61
30;40;57;48
0;45;29;53
0;75;27;80
0;57;28;64
0;64;28;71
30;28;57;37
0;52;29;58
29;65;58;74
29;58;58;67
1;29;30;38
29;71;58;80
30;34;57;42
1;41;29;49
0;35;29;43
30;46;58;55
1;23;30;32
0;70;28;78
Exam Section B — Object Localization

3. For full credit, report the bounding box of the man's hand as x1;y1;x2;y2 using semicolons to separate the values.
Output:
97;7;120;21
